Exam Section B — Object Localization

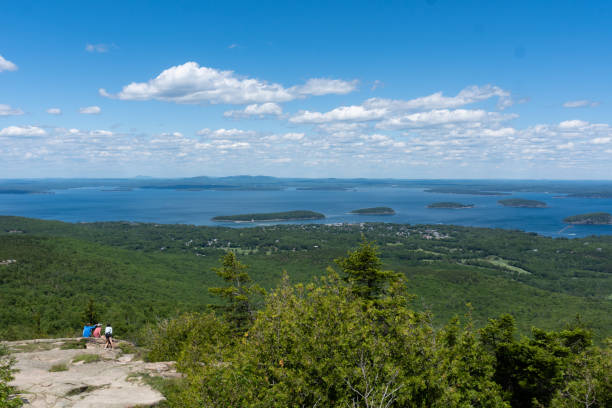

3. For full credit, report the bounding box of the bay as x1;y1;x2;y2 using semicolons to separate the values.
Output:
1;186;611;238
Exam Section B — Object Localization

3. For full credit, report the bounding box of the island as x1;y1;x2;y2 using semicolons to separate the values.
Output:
564;192;612;199
498;198;547;208
424;188;510;196
427;202;474;209
350;207;396;215
212;210;325;222
563;212;612;225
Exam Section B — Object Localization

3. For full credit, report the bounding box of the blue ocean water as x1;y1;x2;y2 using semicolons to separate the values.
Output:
1;187;612;238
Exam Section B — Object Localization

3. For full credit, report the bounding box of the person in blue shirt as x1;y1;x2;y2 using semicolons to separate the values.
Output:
82;323;96;337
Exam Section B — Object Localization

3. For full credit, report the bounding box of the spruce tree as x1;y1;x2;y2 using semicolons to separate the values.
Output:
335;239;400;300
209;252;262;335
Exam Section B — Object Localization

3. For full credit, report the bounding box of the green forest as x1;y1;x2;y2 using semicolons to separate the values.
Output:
1;216;611;407
1;216;611;341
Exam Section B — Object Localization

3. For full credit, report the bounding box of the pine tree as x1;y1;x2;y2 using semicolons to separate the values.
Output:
335;239;400;300
209;252;262;335
82;298;99;324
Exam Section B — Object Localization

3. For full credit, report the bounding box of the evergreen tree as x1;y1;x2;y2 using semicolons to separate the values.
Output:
81;298;99;324
209;252;263;335
335;239;400;300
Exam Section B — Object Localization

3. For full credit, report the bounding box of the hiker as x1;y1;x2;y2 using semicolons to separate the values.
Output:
82;323;96;338
92;323;102;338
104;323;113;349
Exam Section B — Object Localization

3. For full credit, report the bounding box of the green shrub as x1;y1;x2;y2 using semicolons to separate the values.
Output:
49;363;68;372
72;354;100;364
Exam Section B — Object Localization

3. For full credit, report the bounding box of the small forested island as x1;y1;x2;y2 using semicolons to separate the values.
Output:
565;192;612;198
427;202;474;209
296;187;351;191
424;188;509;196
563;212;612;225
212;210;325;222
350;207;395;215
498;198;547;208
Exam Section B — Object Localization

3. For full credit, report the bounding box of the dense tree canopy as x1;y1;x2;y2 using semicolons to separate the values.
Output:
141;247;611;407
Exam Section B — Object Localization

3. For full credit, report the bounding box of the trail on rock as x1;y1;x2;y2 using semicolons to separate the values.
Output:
3;338;178;408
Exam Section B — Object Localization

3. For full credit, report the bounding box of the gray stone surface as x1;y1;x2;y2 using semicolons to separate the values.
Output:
3;338;178;408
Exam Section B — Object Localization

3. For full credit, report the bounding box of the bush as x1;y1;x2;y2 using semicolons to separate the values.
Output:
49;363;68;372
0;346;23;407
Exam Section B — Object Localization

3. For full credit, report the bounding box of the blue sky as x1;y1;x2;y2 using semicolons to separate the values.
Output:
1;0;611;178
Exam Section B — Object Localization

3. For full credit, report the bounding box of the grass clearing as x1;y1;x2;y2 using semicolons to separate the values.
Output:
481;255;532;275
10;342;57;353
72;353;101;364
49;363;68;372
60;339;87;350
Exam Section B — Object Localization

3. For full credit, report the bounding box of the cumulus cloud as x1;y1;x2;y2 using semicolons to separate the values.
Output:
79;106;101;114
292;78;358;96
558;119;588;129
0;55;18;72
563;100;600;108
224;102;283;118
100;62;356;104
290;105;387;124
46;108;62;115
197;128;256;139
0;125;46;136
290;85;514;125
365;85;513;111
0;104;24;116
378;109;516;129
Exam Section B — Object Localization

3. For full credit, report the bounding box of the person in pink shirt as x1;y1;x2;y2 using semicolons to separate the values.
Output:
92;323;102;338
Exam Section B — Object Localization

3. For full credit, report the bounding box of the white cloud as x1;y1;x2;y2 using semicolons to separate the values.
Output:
266;157;292;164
46;108;62;115
364;84;513;111
100;62;356;104
79;106;101;114
292;78;358;96
85;43;110;53
282;132;304;141
197;128;256;139
90;130;113;136
591;137;611;144
563;100;600;108
0;125;46;136
481;128;516;137
290;105;386;124
224;102;283;118
290;84;514;125
378;109;515;129
558;120;588;129
0;104;24;116
0;55;18;72
557;142;575;150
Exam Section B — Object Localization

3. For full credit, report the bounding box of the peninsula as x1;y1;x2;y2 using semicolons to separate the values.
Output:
498;198;547;208
350;207;396;215
212;210;325;222
563;212;612;225
427;202;474;209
